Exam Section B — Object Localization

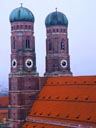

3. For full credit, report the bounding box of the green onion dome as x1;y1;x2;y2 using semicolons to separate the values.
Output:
45;11;68;27
9;6;35;23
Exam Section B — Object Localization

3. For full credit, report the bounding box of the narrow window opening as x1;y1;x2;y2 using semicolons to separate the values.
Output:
61;40;65;50
25;25;27;29
26;39;30;48
56;29;58;32
48;40;52;51
13;40;16;49
17;25;19;29
11;26;13;30
53;29;55;32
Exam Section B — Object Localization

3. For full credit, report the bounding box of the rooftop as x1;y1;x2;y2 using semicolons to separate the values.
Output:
0;96;8;107
23;76;96;128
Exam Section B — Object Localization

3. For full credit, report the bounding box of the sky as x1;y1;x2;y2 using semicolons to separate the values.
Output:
0;0;96;87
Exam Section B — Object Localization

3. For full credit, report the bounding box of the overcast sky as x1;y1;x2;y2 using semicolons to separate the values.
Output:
0;0;96;87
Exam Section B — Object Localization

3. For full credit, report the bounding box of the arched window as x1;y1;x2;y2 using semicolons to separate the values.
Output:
54;37;58;53
61;40;64;50
13;40;16;49
48;40;52;51
26;39;30;48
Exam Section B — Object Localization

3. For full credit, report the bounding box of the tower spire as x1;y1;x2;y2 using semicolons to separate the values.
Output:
44;10;72;77
20;3;23;7
55;7;57;12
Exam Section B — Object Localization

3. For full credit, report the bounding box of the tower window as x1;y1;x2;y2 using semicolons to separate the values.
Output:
56;29;58;32
26;39;30;48
31;26;33;31
25;25;27;29
54;37;58;53
47;29;51;33
17;25;19;29
13;40;16;49
53;29;55;32
28;25;31;29
60;29;62;32
11;26;13;30
63;29;66;33
61;40;65;50
48;40;52;51
13;26;15;30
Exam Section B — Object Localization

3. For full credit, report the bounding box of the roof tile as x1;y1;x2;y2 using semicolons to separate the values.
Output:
23;76;96;127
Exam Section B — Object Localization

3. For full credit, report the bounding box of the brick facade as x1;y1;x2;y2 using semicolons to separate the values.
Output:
8;21;39;128
8;7;73;128
44;25;72;76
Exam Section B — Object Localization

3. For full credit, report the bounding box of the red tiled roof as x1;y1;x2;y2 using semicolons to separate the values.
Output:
0;96;8;107
0;96;8;120
23;122;68;128
23;76;96;127
0;110;8;119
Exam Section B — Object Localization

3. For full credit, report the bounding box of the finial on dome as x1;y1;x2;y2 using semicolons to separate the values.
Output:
55;7;57;12
20;3;23;7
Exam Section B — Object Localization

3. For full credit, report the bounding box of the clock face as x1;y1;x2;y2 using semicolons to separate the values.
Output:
25;59;33;68
60;59;67;68
12;59;17;68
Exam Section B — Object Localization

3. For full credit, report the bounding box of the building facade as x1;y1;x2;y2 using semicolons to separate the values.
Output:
0;96;8;128
8;5;74;128
8;6;39;128
44;10;72;76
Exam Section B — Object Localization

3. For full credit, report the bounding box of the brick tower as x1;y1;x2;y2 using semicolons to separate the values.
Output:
8;5;39;128
44;10;72;76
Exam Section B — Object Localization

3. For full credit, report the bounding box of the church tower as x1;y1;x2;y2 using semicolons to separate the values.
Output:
44;10;72;76
8;5;39;128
